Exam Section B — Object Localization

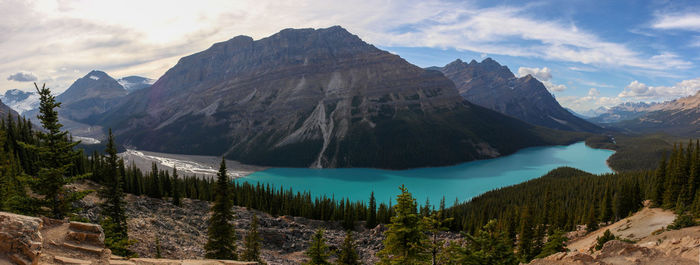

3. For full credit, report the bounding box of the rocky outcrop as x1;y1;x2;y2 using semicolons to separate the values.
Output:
530;239;697;265
0;212;43;265
436;58;602;132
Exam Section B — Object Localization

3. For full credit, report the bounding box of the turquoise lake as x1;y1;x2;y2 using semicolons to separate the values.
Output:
240;142;614;206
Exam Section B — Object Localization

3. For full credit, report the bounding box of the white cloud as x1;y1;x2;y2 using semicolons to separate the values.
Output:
7;72;38;82
0;0;693;93
618;78;700;100
517;66;566;92
518;67;552;81
652;13;700;31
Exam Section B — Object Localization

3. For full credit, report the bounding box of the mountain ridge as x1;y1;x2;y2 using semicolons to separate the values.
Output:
435;58;602;133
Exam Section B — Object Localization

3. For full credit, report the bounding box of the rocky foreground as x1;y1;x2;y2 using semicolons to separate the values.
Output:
73;181;440;264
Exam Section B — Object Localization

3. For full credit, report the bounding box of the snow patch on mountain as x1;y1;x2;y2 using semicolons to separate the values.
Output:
117;76;154;93
0;89;39;115
89;75;100;80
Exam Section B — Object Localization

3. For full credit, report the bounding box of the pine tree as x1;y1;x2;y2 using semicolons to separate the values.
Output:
423;209;453;265
585;204;598;233
99;129;132;256
366;191;377;229
23;83;87;218
458;219;518;265
171;167;181;206
242;214;264;263
377;185;428;264
517;207;535;262
337;231;360;265
205;158;237;260
304;229;331;265
535;229;567;259
652;155;667;206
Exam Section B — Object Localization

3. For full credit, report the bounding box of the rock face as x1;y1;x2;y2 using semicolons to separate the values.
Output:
0;212;43;264
615;91;700;136
96;26;577;169
436;59;602;132
529;239;698;265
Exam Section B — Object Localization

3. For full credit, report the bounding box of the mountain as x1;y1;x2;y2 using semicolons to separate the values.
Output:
118;76;154;92
615;92;700;136
435;59;602;132
54;70;127;123
0;89;39;115
95;26;583;169
587;102;658;124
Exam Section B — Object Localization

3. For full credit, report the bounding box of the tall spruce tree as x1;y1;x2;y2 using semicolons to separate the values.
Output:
366;191;377;229
171;167;181;206
377;185;428;265
24;83;87;218
205;158;237;260
242;214;264;263
337;231;360;265
304;229;331;265
99;129;132;256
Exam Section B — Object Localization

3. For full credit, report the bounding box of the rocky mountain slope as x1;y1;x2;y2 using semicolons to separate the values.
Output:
530;204;699;265
436;59;602;133
614;91;700;136
0;99;18;120
95;26;583;169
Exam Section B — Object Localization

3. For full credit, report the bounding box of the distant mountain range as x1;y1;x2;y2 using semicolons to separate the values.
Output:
433;59;602;133
587;102;659;124
15;71;152;140
614;92;700;136
85;26;584;169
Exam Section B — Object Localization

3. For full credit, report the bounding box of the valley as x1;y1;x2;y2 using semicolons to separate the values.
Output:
1;3;699;263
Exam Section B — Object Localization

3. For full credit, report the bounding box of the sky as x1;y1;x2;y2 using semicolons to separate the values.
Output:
1;0;699;112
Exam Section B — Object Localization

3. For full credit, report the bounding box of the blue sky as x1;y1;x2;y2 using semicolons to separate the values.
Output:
1;0;699;112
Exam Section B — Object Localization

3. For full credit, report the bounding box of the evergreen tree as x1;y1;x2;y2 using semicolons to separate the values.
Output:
517;207;535;262
242;214;264;263
377;185;428;265
652;155;667;206
594;229;615;250
423;209;452;265
205;158;237;260
458;219;518;265
23;83;87;218
585;204;598;233
99;129;132;256
304;229;331;265
172;167;181;206
535;229;567;259
366;191;377;229
337;231;360;265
